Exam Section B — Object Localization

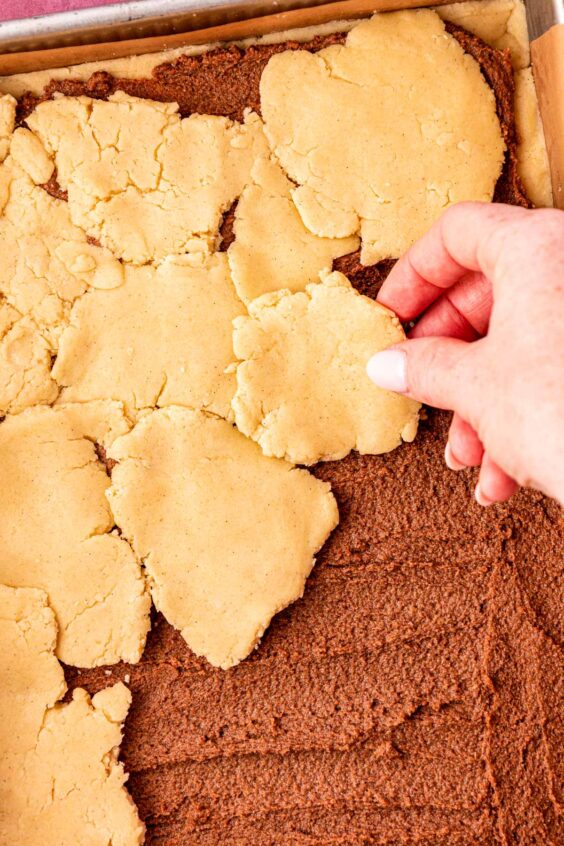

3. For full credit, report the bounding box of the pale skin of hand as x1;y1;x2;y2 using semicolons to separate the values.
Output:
366;202;564;507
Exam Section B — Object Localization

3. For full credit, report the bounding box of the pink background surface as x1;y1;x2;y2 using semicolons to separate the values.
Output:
1;1;120;22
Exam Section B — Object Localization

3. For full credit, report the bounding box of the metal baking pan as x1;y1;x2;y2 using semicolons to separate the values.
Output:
0;0;340;52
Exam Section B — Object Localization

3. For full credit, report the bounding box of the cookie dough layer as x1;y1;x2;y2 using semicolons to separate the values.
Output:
0;16;560;846
232;271;419;464
54;252;245;418
0;584;144;846
108;407;338;669
0;402;151;668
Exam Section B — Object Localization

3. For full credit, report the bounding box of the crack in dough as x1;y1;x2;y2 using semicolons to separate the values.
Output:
107;407;339;670
232;271;420;465
228;155;358;303
53;252;245;418
0;584;144;845
0;402;151;668
260;10;505;265
26;93;269;264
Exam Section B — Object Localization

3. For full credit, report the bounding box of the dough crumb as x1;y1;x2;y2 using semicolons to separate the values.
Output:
0;583;144;846
260;9;505;264
108;406;339;669
0;402;151;668
232;271;420;465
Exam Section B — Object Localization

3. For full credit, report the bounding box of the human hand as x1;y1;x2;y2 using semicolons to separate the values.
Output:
366;202;564;506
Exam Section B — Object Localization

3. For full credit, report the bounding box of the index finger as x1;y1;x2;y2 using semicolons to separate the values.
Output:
377;202;528;320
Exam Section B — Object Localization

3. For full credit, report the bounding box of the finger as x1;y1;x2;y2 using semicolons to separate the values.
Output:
410;271;492;341
377;202;528;320
366;336;484;425
475;453;518;506
445;414;484;470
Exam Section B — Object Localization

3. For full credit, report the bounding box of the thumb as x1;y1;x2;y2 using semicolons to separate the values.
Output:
366;337;483;422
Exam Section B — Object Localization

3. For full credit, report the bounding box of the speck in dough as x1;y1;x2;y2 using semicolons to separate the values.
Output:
260;9;505;264
232;271;420;465
0;584;144;846
108;406;339;669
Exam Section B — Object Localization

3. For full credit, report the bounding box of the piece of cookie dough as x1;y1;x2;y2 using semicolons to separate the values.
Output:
438;0;529;70
228;155;358;302
0;159;124;348
0;402;151;668
232;271;420;465
54;252;245;418
27;93;268;263
515;68;553;208
0;584;144;846
0;299;58;415
108;407;339;669
260;10;505;265
0;94;16;161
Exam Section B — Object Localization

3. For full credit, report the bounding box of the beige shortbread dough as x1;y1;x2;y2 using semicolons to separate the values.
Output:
0;299;58;415
0;94;16;161
0;158;124;348
0;584;144;845
107;407;339;669
260;10;506;264
54;252;245;418
0;402;151;668
515;68;554;209
26;93;268;263
232;271;420;466
228;155;358;303
438;0;529;70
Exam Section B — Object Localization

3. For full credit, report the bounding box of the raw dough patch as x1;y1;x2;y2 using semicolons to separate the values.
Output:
232;271;420;465
0;94;16;162
228;155;358;302
54;252;245;418
0;299;58;415
27;93;269;263
260;10;505;264
515;68;553;208
0;402;151;668
0;159;124;351
438;0;529;70
107;407;338;669
0;584;144;846
10;127;54;185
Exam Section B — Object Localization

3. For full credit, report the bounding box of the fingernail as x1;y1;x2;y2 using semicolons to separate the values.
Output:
366;349;408;393
445;442;465;472
475;483;494;507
